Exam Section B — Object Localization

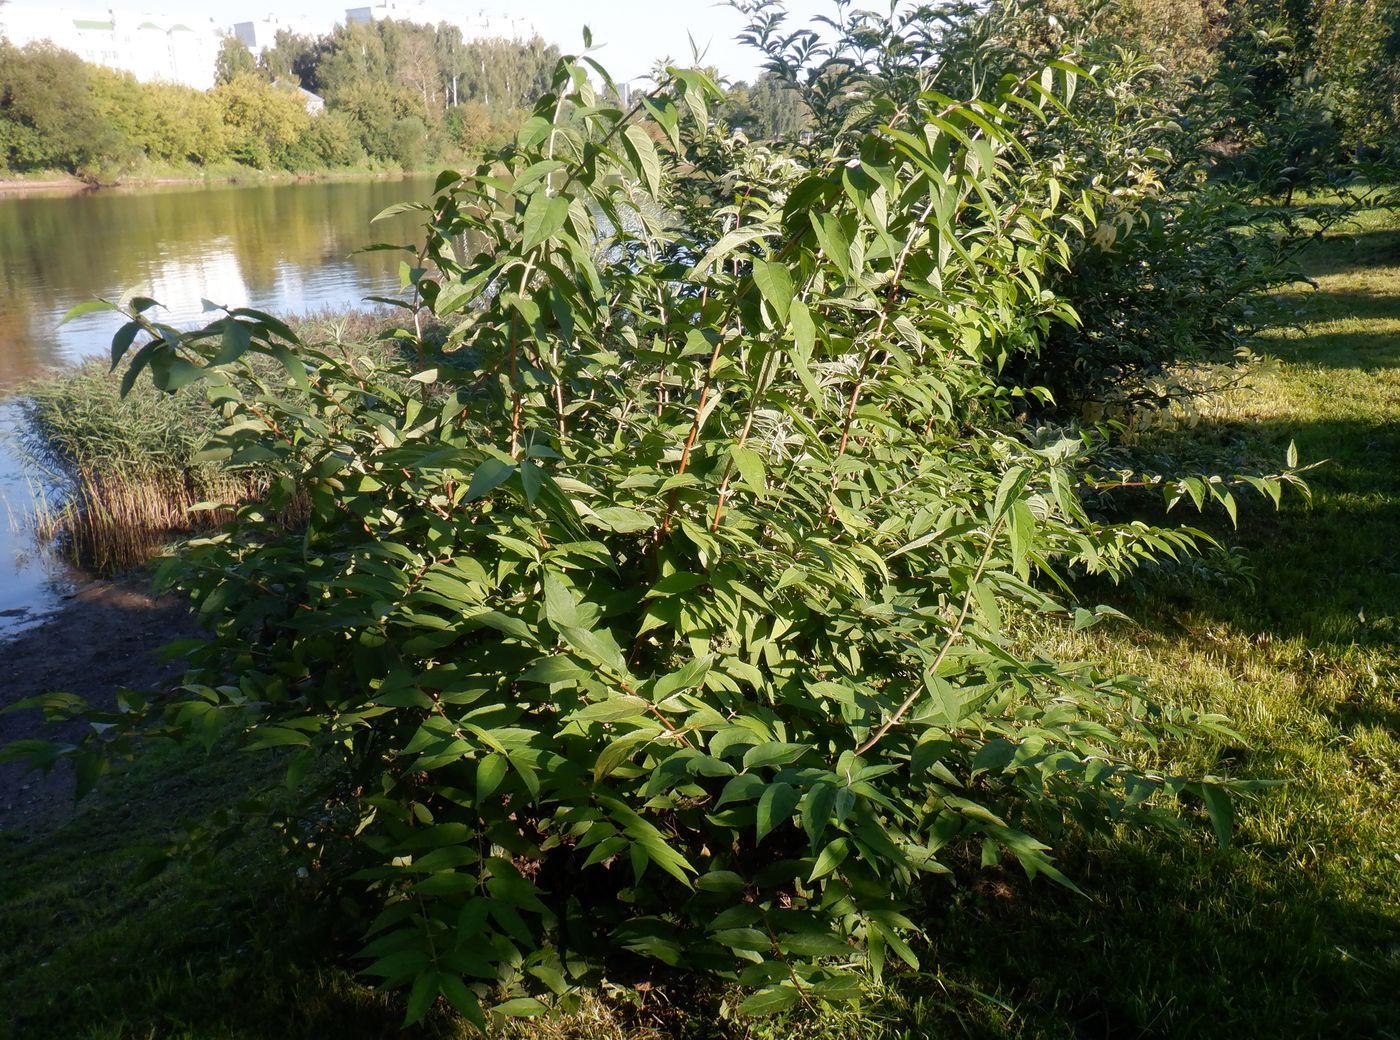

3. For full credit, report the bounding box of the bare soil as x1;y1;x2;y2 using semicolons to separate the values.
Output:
0;579;198;835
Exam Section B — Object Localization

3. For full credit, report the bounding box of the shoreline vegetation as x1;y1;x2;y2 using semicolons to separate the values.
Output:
0;20;807;192
0;164;445;196
15;309;407;573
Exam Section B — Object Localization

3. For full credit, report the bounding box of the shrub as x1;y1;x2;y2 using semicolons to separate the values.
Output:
15;46;1300;1030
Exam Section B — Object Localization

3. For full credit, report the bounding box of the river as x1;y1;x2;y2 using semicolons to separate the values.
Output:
0;173;440;636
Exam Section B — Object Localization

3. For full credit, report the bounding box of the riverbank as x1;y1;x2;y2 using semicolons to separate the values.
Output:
0;162;455;197
0;576;196;834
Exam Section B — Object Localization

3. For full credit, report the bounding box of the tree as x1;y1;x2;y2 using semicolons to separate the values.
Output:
0;41;133;179
718;71;810;139
394;30;441;116
212;72;310;168
214;34;257;85
260;29;321;90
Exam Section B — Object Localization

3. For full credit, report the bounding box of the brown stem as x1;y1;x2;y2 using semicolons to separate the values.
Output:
854;514;1005;758
709;345;778;531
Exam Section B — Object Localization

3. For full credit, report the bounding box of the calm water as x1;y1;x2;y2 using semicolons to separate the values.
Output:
0;174;439;636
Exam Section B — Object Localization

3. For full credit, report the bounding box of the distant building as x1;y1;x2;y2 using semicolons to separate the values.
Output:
231;15;321;58
344;3;537;41
0;4;224;90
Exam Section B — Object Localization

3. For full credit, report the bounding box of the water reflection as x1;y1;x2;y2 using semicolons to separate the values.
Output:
0;175;438;383
0;173;441;632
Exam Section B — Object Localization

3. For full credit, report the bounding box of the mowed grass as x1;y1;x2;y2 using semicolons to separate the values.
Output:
902;202;1400;1038
2;209;1398;1039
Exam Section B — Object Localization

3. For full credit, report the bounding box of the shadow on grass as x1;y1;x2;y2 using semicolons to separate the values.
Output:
1289;226;1400;278
941;235;1400;1038
1096;412;1400;653
905;827;1400;1040
0;739;455;1040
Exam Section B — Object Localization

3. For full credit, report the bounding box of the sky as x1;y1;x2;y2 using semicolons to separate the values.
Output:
141;0;839;83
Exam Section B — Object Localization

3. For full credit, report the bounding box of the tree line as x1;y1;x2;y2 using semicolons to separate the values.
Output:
0;19;562;182
0;12;811;184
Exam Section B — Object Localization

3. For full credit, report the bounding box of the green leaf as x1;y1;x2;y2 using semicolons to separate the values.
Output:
61;298;117;324
403;971;440;1027
653;655;711;700
713;927;771;952
522;191;571;252
790;299;816;356
809;837;850;881
565;696;651;723
586;506;653;533
439;975;486;1029
558;624;632;678
623;123;663;197
779;931;851;958
689;225;779;278
756;781;799;842
520;656;589;684
1200;784;1234;848
740;983;801;1017
751;257;793;324
801;782;838;845
493;997;549;1018
729;445;766;493
109;321;142;370
811;213;852;279
928;674;962;726
695;870;746;892
151;356;206;393
372;200;431;223
244;725;313;750
811;974;865;1000
743;742;810;770
212;319;251;366
465;458;515;501
516;115;552;151
542;572;580;629
476;754;508;802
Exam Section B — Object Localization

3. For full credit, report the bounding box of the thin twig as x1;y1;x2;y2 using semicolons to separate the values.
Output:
855;513;1006;757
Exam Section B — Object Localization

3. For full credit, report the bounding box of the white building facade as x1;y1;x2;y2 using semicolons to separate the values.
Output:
0;5;225;90
231;15;321;57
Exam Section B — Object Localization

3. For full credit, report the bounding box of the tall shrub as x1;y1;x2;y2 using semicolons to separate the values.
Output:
20;47;1295;1028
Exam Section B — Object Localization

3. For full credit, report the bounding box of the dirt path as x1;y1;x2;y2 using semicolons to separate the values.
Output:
0;579;198;835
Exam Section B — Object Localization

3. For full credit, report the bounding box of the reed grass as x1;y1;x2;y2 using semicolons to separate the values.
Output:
16;308;411;574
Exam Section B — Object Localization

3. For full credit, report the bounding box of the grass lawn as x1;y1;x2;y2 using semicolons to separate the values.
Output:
2;206;1397;1040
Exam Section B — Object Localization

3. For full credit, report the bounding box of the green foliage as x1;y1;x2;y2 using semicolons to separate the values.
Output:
13;38;1313;1028
0;41;133;181
714;73;810;141
216;34;259;86
0;19;562;178
733;1;1329;419
212;73;314;169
